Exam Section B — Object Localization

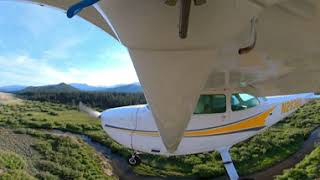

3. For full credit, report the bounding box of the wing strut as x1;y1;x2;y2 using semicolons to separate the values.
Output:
166;0;207;39
179;0;192;39
218;147;239;180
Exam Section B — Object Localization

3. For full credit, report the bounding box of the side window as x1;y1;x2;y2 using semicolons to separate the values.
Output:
194;94;226;114
231;93;259;111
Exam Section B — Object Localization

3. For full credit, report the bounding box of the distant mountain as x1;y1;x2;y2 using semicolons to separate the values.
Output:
0;85;27;92
70;83;143;93
19;83;79;93
105;83;143;93
69;83;107;91
2;82;143;93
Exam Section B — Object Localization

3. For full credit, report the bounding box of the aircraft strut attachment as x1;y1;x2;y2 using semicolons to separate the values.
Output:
238;17;258;55
165;0;207;39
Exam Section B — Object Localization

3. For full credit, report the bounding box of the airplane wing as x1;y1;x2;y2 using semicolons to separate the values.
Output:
26;0;116;39
24;0;320;152
205;0;320;97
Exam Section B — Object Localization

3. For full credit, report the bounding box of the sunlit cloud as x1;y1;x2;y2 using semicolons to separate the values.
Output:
0;1;138;87
0;54;138;86
16;1;63;39
43;36;87;60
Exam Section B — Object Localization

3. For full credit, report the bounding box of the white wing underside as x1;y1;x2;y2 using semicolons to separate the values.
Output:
22;0;320;152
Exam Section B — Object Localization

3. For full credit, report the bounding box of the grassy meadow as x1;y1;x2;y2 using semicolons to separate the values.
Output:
0;98;320;179
0;127;116;180
0;99;117;179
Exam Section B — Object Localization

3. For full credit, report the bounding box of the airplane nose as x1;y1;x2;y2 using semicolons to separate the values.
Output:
100;106;137;131
99;106;140;150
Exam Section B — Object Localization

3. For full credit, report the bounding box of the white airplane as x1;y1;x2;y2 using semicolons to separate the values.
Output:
10;0;320;179
80;91;319;179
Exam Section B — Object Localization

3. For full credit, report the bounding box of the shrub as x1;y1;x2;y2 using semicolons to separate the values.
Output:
36;160;83;179
32;135;110;179
183;155;202;166
36;171;59;180
276;146;320;180
65;123;83;132
191;163;224;178
47;112;58;116
0;151;26;170
0;170;36;180
41;122;54;129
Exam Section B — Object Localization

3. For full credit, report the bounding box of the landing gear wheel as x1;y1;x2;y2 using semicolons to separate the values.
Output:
128;156;137;165
128;153;141;166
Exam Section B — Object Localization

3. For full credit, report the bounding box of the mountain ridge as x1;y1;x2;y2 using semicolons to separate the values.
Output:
0;85;27;92
19;83;80;93
69;83;107;91
0;83;143;93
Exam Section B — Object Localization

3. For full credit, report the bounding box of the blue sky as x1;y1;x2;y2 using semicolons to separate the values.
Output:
0;1;138;86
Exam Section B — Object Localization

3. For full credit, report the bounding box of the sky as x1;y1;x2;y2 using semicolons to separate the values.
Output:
0;1;139;87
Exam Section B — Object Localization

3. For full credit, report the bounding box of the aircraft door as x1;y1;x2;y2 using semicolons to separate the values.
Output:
189;94;228;129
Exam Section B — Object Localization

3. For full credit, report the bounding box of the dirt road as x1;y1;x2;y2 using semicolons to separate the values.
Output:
0;92;22;105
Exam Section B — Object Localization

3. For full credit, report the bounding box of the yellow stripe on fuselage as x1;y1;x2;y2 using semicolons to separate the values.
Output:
184;107;274;137
106;107;274;137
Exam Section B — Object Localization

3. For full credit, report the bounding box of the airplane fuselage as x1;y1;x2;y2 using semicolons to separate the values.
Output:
100;90;312;156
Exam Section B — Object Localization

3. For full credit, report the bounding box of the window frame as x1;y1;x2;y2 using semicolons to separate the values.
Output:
193;94;227;114
230;93;260;112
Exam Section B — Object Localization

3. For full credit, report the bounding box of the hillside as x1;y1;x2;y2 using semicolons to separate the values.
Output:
19;83;79;93
69;83;107;91
0;85;26;92
105;83;143;93
0;83;143;93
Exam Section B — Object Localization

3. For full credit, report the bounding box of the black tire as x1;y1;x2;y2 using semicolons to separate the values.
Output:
134;155;141;165
128;156;137;166
128;155;141;166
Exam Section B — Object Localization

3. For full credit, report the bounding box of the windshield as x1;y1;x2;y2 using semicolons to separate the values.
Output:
231;93;259;111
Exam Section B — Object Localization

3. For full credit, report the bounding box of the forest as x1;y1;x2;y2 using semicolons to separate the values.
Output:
17;91;146;110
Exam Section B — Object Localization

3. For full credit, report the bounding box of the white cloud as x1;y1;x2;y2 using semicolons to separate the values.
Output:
98;46;131;63
43;36;86;60
67;67;139;86
108;52;131;62
0;54;138;86
17;2;64;38
0;2;139;87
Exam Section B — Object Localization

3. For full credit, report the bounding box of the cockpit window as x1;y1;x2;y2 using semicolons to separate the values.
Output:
194;94;226;114
231;93;259;111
